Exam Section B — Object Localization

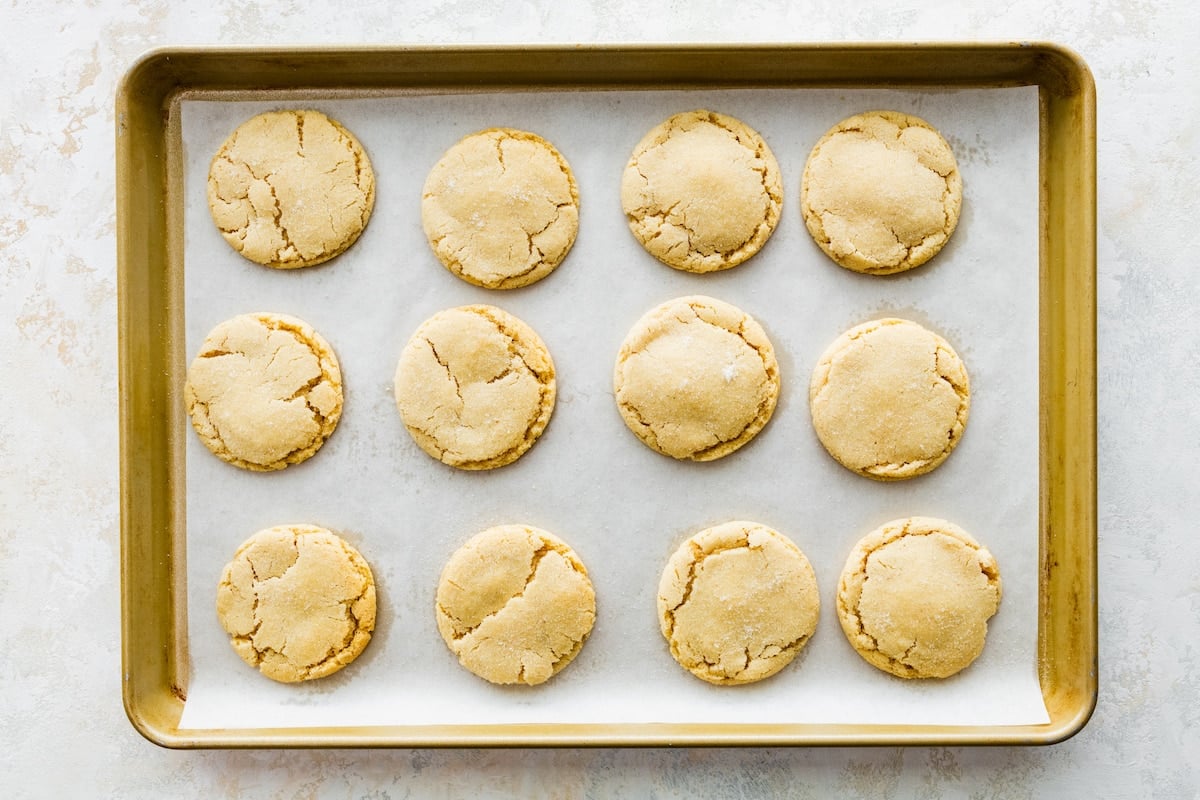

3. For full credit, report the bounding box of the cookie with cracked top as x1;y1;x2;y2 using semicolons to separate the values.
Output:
801;110;962;275
620;109;782;273
393;305;556;470
435;524;596;686
422;128;579;289
809;317;969;481
185;312;343;471
836;517;1002;679
613;295;779;461
207;109;375;269
657;521;819;685
216;524;376;683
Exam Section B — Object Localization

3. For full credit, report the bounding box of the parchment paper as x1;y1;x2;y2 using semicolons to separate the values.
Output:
177;85;1048;729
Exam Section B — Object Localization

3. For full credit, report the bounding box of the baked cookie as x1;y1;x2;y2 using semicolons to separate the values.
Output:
394;305;555;469
207;109;375;268
614;295;779;461
435;524;596;686
837;517;1002;679
658;521;820;685
621;109;782;273
809;318;969;480
216;524;376;683
422;128;579;289
801;110;962;274
185;312;343;471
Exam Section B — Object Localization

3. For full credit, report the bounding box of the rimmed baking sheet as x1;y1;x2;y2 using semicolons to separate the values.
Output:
118;44;1096;747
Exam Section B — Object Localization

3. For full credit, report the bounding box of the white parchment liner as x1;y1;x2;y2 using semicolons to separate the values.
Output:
177;86;1048;729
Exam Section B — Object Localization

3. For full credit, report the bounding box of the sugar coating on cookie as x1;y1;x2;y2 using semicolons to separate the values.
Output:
837;517;1001;679
809;318;969;480
658;521;820;685
422;128;579;289
801;110;962;274
207;109;375;268
394;305;556;470
216;524;376;683
621;109;783;273
185;312;343;471
614;295;779;461
436;524;596;686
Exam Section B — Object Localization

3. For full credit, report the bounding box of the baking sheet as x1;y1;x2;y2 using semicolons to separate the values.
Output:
176;86;1048;729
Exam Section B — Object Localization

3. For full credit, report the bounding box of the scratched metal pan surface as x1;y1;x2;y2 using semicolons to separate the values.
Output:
117;43;1095;748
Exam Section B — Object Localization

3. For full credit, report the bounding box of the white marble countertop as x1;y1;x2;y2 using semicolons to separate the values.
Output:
2;1;1197;796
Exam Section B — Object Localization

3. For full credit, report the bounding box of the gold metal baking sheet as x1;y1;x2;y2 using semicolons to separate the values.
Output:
117;43;1096;748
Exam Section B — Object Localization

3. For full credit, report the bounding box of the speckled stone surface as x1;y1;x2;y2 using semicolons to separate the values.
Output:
1;1;1197;796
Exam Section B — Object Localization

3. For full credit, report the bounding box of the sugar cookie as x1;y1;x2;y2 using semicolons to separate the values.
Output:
658;521;820;685
216;524;376;683
394;305;555;469
837;517;1001;679
621;110;782;272
435;524;596;686
207;109;375;268
809;318;969;480
185;312;343;471
422;128;579;289
801;110;961;274
614;295;779;461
